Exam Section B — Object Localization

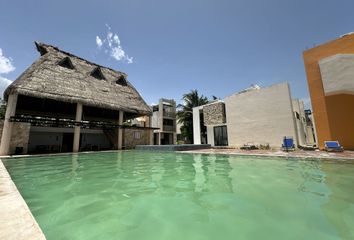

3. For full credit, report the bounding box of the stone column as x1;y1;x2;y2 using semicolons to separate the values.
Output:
0;94;18;156
149;116;154;145
158;132;161;145
118;110;124;150
73;103;83;153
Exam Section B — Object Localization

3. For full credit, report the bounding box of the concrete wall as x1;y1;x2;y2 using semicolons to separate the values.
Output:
151;111;160;129
303;33;354;150
28;132;63;152
224;82;297;148
319;54;354;95
193;106;202;144
27;128;111;152
292;99;307;146
0;121;31;154
81;133;110;150
206;126;215;146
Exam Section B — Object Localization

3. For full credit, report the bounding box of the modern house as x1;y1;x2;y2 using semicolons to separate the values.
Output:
303;32;354;150
151;98;177;145
0;42;153;155
193;83;316;149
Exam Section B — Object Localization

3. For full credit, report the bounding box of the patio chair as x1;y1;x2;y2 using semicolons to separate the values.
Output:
324;141;344;152
240;142;258;150
282;136;295;151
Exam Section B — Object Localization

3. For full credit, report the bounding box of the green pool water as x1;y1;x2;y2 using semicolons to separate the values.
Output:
3;151;354;240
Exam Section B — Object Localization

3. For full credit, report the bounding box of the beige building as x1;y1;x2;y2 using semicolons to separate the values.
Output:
0;42;153;155
193;83;316;149
151;98;177;145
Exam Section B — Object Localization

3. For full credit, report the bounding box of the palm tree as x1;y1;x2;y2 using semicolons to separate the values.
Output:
177;90;208;143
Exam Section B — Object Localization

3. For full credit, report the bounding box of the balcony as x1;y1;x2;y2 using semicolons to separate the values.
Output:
163;125;176;132
163;111;176;118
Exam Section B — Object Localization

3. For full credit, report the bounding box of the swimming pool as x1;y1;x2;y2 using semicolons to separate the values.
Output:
3;151;354;240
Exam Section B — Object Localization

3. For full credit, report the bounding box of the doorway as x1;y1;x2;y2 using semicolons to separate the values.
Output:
62;133;74;152
214;126;228;146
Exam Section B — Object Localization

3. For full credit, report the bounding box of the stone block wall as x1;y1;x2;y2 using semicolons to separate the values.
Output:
123;128;152;149
203;102;226;126
0;120;31;155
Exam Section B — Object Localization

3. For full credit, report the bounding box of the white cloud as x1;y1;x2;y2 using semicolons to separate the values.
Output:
96;25;134;64
0;76;12;99
0;48;15;99
96;36;103;48
0;48;15;74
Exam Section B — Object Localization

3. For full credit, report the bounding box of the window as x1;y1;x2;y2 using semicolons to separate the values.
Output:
134;131;141;139
116;76;127;86
58;57;75;69
295;112;300;120
90;67;106;80
35;42;48;56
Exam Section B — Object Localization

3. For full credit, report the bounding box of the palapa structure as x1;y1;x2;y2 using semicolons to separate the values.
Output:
0;42;154;155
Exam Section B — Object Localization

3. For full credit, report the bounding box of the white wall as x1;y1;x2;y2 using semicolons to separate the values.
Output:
28;128;111;152
151;111;160;129
81;133;110;149
28;132;63;152
292;99;307;146
193;106;203;144
319;54;354;95
224;82;297;148
206;126;215;146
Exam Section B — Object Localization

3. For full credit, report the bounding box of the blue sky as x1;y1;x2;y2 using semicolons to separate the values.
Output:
0;0;353;108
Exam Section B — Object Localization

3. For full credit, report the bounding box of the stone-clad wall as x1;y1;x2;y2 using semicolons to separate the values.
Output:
0;120;31;155
123;129;151;149
203;102;226;126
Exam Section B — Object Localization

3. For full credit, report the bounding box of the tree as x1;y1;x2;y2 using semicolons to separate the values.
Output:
177;90;208;143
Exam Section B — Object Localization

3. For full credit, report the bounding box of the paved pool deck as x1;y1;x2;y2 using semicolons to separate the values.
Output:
0;160;46;240
180;148;354;161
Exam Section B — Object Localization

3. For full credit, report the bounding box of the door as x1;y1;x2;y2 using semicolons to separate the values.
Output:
214;126;228;146
62;133;74;152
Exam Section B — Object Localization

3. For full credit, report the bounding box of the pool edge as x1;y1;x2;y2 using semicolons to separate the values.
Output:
0;160;47;240
179;150;354;162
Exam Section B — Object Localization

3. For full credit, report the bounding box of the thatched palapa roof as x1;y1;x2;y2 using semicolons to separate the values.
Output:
4;42;151;115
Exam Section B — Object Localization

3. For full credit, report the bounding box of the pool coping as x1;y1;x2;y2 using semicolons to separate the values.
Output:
0;160;46;240
179;150;354;162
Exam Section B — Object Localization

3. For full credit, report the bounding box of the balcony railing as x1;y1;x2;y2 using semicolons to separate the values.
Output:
163;125;176;132
163;111;176;118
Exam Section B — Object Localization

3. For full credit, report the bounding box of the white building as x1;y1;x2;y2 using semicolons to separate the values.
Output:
151;98;177;145
193;82;316;149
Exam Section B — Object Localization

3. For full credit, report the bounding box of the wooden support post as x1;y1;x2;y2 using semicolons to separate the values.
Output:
73;103;82;153
0;94;18;156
